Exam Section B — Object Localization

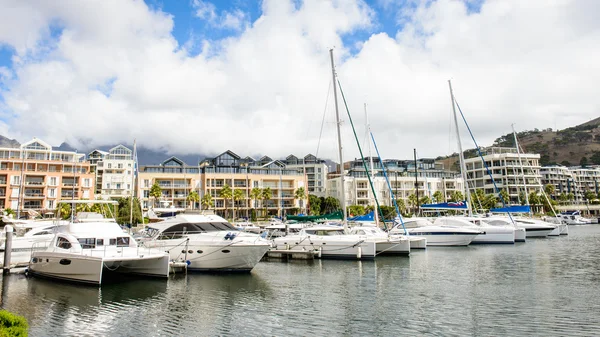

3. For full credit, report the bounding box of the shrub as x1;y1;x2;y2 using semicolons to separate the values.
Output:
0;310;28;337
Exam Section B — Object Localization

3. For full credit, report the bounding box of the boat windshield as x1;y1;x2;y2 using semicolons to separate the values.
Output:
162;222;238;234
403;219;433;228
304;229;344;236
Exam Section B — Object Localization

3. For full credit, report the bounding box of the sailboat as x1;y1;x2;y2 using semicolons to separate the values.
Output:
272;49;377;259
438;80;520;244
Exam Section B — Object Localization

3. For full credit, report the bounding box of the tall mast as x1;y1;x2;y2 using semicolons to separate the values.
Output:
365;103;379;225
448;80;473;217
414;148;419;215
129;139;136;226
512;124;529;206
329;48;346;225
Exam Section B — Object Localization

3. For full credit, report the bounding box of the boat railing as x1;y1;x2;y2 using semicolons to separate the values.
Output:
31;240;166;259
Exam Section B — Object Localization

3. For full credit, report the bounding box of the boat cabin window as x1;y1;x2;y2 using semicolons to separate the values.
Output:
78;238;96;249
163;222;238;234
34;231;52;236
305;229;343;236
109;238;117;245
117;237;130;247
56;237;72;250
97;239;104;246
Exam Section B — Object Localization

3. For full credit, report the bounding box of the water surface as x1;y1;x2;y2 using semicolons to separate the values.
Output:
2;226;600;336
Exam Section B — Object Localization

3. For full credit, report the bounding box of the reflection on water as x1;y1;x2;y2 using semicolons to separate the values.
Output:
1;226;600;336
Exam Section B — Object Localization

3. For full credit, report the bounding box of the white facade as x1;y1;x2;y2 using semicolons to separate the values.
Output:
327;175;464;207
541;165;600;201
90;145;135;200
464;147;543;204
284;154;328;197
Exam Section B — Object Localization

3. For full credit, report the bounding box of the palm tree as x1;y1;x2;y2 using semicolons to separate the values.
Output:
201;193;214;210
149;182;162;208
261;187;272;218
407;193;418;213
219;184;233;219
57;203;71;220
432;191;444;203
187;191;200;210
294;187;306;214
499;189;510;205
233;189;245;220
250;187;262;212
544;184;556;198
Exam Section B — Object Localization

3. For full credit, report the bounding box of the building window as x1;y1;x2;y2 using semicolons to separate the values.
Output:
118;163;123;169
106;183;110;189
50;177;57;186
144;179;149;187
108;163;112;169
116;183;121;189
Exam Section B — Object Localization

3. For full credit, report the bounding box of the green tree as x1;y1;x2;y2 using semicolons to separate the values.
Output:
149;182;162;208
471;189;486;211
419;195;431;205
585;191;596;202
499;189;510;205
544;184;556;198
395;198;407;216
347;205;365;217
294;187;306;214
449;191;464;202
529;192;541;212
379;205;396;221
407;193;418;212
308;194;321;215
250;187;262;211
580;156;589;167
201;193;214;210
57;203;72;220
322;196;341;214
187;191;200;209
482;194;499;210
567;193;575;201
116;197;143;225
432;191;444;203
233;189;245;220
3;208;15;216
518;191;527;205
219;184;233;219
261;187;272;218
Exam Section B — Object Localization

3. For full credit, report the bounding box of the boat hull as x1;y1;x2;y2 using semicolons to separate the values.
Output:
145;240;270;272
471;227;515;244
273;237;377;259
374;239;410;255
406;230;478;246
29;252;170;285
514;228;526;242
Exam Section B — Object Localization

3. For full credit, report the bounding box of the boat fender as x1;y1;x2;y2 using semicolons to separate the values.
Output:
224;232;231;240
186;260;191;266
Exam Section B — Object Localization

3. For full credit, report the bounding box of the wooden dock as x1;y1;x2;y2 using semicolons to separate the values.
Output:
265;249;319;261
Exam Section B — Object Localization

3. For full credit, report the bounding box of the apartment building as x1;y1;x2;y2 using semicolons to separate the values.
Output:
463;147;542;204
138;151;305;218
0;138;94;213
138;157;201;210
327;157;463;207
89;145;135;200
282;154;328;197
541;165;600;201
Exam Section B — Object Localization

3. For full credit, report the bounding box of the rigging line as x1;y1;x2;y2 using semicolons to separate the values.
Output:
315;80;332;159
336;79;387;229
453;97;517;225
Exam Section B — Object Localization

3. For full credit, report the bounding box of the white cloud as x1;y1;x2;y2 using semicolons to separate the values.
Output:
0;0;598;163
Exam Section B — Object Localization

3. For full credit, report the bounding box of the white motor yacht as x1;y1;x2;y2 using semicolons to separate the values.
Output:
347;226;411;255
140;213;270;272
557;211;592;225
272;225;377;259
471;217;526;242
263;223;307;239
233;221;262;234
28;202;170;285
434;217;516;244
389;218;482;246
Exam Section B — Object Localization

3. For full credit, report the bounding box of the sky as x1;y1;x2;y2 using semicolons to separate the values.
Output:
0;0;598;163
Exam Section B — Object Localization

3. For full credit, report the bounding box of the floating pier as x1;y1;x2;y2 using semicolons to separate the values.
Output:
265;249;319;261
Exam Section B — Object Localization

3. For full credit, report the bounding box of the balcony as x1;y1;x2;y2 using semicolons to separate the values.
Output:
61;193;79;198
0;180;6;185
23;193;44;198
25;181;44;186
62;183;79;187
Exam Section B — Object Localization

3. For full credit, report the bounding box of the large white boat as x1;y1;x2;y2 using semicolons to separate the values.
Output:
28;201;170;285
434;217;516;244
272;225;377;259
140;213;270;272
347;226;411;255
557;211;592;225
484;216;555;238
389;218;482;246
470;217;527;242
